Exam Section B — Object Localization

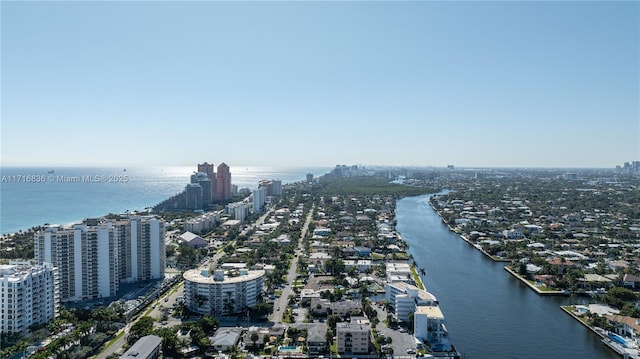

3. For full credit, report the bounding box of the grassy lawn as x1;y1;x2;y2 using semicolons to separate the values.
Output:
371;252;386;260
527;280;559;292
410;265;425;290
393;252;410;260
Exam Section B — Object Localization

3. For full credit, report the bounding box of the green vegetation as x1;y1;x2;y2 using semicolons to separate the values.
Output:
312;177;435;196
410;265;425;290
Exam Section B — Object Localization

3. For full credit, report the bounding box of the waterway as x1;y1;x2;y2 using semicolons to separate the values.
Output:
395;194;617;359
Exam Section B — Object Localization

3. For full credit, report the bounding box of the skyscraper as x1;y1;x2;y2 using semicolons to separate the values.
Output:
34;216;165;302
216;163;232;202
197;162;217;201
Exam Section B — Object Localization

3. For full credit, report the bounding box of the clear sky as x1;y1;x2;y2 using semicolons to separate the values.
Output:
1;1;638;168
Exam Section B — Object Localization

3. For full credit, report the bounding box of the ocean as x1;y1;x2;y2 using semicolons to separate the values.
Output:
0;166;330;235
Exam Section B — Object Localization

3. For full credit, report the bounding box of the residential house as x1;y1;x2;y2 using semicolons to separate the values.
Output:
210;328;242;352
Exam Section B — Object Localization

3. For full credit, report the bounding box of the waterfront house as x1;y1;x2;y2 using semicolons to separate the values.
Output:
605;314;640;344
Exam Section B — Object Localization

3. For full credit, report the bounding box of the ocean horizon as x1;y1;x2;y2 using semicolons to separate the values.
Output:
0;166;330;235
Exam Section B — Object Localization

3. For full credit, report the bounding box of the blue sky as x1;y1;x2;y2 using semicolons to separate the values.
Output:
1;1;638;168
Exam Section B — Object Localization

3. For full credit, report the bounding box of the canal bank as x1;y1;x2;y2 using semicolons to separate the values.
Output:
396;194;617;359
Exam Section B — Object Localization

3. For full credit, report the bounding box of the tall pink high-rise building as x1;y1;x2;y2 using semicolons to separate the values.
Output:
216;163;232;202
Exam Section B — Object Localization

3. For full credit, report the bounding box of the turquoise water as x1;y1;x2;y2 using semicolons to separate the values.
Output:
278;346;298;351
0;166;329;234
609;333;628;347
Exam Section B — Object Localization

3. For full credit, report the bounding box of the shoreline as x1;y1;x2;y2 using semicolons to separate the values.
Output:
561;306;640;359
503;266;569;296
429;200;512;263
429;197;569;296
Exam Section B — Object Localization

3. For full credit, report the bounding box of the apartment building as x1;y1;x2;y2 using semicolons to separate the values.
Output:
34;216;165;302
336;317;371;354
183;269;264;315
0;262;59;334
385;281;438;321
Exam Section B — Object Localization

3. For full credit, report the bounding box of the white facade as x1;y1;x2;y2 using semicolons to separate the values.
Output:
336;317;371;354
386;262;412;282
385;282;437;321
183;269;264;315
184;211;220;234
344;260;372;272
0;262;59;334
35;216;165;302
252;187;266;213
414;305;446;344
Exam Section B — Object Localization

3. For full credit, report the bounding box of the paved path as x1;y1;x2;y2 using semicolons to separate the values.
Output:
270;206;313;323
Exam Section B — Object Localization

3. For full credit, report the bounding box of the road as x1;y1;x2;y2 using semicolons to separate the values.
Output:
270;205;314;323
96;205;312;357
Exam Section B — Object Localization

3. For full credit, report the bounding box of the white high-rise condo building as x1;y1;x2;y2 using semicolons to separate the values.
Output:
34;216;165;302
0;262;59;334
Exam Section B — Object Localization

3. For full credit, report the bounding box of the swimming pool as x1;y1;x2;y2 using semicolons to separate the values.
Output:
278;346;299;351
608;333;628;348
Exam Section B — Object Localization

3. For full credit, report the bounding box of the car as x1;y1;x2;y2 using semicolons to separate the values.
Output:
164;297;169;302
406;348;416;354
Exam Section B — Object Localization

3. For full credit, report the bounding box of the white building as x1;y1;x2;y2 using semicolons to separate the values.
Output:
385;282;437;321
252;187;266;213
336;317;371;354
343;260;372;272
34;216;165;302
0;262;59;334
414;305;446;345
183;268;264;315
184;211;220;234
386;262;412;283
227;201;251;222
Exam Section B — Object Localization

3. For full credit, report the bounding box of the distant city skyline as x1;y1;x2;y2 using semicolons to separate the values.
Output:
1;1;638;168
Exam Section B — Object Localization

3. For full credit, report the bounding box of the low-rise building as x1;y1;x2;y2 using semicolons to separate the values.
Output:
386;281;437;321
330;300;362;317
414;305;446;345
120;335;161;359
307;324;328;355
336;317;371;354
210;327;243;352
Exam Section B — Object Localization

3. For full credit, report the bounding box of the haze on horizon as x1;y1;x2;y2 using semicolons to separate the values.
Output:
1;1;638;169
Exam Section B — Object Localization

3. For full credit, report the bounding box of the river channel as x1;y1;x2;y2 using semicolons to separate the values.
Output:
395;194;617;359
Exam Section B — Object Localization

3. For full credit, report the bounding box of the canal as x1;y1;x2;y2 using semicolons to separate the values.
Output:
395;194;618;359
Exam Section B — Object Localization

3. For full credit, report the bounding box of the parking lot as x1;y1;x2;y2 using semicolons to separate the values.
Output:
372;303;418;356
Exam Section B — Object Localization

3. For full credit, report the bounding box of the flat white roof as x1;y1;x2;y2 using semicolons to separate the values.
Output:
183;269;264;284
416;305;444;319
